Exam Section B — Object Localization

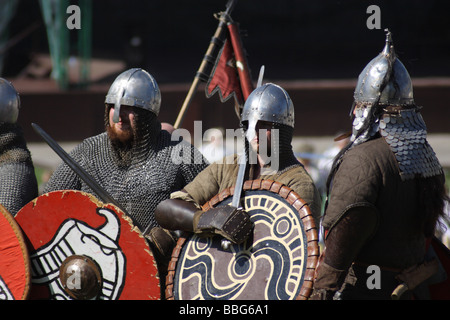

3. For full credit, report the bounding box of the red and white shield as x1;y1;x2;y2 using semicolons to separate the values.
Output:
0;204;30;300
15;190;160;300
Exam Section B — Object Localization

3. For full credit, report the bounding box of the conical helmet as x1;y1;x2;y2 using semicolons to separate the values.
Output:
105;68;161;123
0;78;20;124
353;30;414;107
350;30;416;144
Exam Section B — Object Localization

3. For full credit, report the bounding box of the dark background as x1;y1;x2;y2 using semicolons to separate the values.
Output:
3;0;450;141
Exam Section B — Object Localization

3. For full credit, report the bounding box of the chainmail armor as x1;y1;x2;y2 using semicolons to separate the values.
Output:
272;124;302;171
44;109;208;232
241;122;300;174
0;122;38;215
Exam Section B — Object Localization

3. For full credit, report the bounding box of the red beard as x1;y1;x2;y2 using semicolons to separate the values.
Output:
107;124;134;144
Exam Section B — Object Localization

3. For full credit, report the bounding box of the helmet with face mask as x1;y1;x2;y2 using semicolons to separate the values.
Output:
350;30;415;145
349;30;442;180
105;68;161;123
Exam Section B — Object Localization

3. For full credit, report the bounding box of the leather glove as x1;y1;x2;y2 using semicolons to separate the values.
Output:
193;206;254;244
145;226;178;259
310;262;346;300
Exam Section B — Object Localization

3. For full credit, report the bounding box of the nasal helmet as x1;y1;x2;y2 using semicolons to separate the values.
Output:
105;68;161;123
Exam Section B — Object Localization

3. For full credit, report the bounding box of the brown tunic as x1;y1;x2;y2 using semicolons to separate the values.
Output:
171;154;322;225
323;137;429;270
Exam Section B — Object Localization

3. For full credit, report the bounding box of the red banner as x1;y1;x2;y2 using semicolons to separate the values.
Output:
206;22;253;105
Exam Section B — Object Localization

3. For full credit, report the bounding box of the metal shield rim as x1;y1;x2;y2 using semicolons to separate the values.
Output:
0;204;31;300
164;179;320;300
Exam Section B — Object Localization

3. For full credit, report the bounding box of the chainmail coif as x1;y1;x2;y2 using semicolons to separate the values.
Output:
271;123;302;173
44;108;208;232
0;122;38;215
242;122;301;175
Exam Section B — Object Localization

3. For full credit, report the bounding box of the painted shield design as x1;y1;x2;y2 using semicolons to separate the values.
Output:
0;204;30;300
15;190;160;300
165;179;319;300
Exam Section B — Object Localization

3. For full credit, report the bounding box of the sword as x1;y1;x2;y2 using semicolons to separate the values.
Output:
222;151;246;250
231;156;246;208
31;123;130;219
256;65;265;88
230;65;265;208
223;65;265;249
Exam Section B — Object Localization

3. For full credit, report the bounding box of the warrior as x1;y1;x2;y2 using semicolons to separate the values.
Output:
43;68;208;266
155;83;322;244
0;78;38;216
310;30;449;300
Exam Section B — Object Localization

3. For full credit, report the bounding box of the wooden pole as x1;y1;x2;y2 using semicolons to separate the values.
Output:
174;0;237;128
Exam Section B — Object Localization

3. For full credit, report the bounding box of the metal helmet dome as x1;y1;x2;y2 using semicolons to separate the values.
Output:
105;68;161;123
0;78;20;124
353;30;414;107
241;83;294;128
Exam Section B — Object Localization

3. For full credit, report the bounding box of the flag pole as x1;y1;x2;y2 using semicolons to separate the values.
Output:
174;0;237;129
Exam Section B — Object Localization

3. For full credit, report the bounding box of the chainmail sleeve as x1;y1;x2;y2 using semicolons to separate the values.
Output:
0;122;38;215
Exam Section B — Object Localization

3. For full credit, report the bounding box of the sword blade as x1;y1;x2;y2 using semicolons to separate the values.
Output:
256;65;265;88
231;158;246;208
31;123;128;215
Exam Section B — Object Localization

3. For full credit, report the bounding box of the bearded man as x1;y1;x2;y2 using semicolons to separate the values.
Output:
44;68;208;257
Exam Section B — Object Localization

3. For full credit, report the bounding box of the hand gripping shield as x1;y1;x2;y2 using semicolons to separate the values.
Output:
165;179;319;300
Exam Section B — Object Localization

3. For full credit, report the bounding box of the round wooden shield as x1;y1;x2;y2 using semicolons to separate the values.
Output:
0;204;30;300
15;190;160;300
165;179;319;300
